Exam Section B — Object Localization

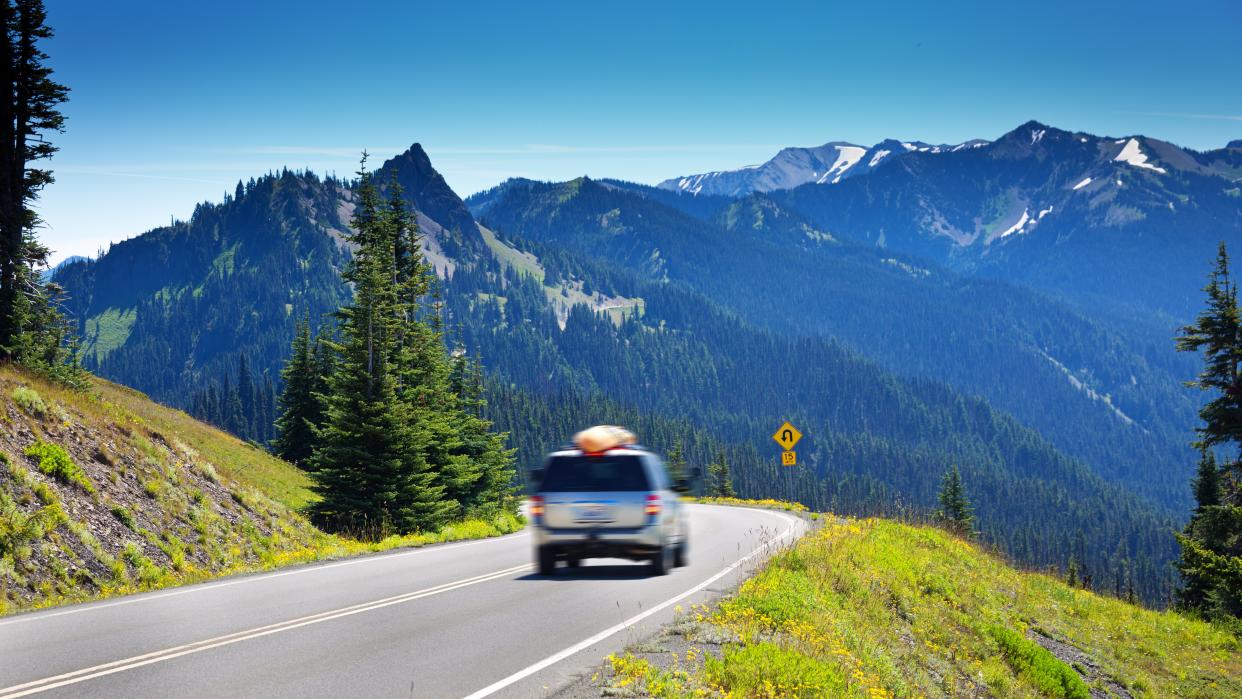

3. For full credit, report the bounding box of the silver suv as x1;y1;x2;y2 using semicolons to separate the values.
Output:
530;446;694;575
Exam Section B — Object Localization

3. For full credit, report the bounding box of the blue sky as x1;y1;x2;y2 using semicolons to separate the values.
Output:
36;0;1242;263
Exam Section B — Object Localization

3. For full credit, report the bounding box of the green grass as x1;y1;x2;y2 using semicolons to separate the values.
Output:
615;516;1242;698
81;307;137;364
110;505;135;529
479;224;545;282
990;624;1090;699
24;441;95;494
89;378;317;510
210;242;240;278
10;386;46;417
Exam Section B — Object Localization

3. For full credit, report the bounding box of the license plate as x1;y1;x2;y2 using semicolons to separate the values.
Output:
573;504;614;523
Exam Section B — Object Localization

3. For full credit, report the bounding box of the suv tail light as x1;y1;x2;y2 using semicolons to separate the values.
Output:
530;495;545;522
645;494;661;517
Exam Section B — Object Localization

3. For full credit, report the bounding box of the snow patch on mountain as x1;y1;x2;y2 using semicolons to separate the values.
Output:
1038;350;1135;425
816;146;867;184
1072;177;1093;190
882;258;931;278
869;149;891;167
999;208;1031;238
1114;139;1167;174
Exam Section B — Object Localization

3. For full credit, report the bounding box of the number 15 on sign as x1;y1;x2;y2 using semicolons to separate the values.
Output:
781;450;797;466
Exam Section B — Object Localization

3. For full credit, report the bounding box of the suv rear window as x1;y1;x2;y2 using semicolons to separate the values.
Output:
540;455;651;492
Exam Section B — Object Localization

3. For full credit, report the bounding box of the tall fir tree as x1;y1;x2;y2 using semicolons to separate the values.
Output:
1174;242;1242;620
0;0;78;380
707;449;735;497
665;439;687;482
381;181;516;519
1193;449;1222;512
936;464;975;538
309;161;450;536
274;318;321;468
237;353;255;438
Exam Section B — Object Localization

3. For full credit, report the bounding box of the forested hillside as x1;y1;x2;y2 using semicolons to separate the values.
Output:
54;169;355;441
443;232;1178;600
468;176;1199;513
54;144;1196;603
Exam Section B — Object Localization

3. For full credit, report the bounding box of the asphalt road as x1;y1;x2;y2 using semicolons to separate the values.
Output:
0;504;804;698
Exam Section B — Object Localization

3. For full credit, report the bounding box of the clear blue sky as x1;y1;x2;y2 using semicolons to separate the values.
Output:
36;0;1242;263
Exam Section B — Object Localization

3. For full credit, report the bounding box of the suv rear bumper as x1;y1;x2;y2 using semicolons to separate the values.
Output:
534;525;663;560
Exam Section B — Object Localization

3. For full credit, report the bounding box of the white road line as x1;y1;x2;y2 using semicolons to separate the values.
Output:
463;509;805;699
0;529;529;628
0;563;532;699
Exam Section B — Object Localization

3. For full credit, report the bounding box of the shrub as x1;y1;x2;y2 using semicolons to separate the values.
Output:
121;542;164;586
1;493;66;558
989;625;1090;699
704;642;846;698
49;402;71;424
110;505;136;530
11;386;46;417
24;441;95;493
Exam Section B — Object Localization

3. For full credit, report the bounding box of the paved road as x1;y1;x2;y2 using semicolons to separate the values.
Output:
0;504;803;698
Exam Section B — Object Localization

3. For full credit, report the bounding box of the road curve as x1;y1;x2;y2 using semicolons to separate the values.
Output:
0;504;803;698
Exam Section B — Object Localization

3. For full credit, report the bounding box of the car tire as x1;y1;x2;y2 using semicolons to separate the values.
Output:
673;541;687;568
537;546;557;576
650;543;672;576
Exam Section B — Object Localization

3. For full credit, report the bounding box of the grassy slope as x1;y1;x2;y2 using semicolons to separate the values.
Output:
0;365;522;615
611;515;1240;698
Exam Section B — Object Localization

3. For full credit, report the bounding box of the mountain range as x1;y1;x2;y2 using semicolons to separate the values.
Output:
661;121;1242;320
658;138;989;196
51;120;1240;603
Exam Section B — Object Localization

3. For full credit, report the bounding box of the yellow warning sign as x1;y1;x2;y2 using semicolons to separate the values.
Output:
782;450;797;466
773;421;802;450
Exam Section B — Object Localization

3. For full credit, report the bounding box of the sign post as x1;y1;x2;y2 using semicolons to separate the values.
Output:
772;421;801;466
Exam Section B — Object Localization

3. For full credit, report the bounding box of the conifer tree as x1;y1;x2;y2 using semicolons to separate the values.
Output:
310;162;450;536
1175;243;1242;619
707;449;735;497
381;182;516;519
665;440;687;482
1193;449;1222;512
237;353;255;437
0;0;78;381
936;464;975;537
274;318;320;468
447;348;516;515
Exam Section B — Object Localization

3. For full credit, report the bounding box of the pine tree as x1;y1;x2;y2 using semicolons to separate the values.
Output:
274;318;320;468
447;348;516;516
310;162;450;536
1193;449;1222;512
665;439;687;482
936;464;975;538
237;353;255;438
0;0;78;380
381;182;516;520
707;449;735;497
1175;243;1242;619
